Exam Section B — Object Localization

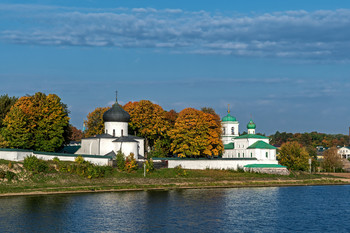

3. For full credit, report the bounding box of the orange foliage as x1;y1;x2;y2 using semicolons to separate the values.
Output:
84;107;110;138
124;100;170;146
168;108;223;158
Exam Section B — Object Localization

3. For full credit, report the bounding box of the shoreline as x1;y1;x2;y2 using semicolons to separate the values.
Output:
0;178;348;197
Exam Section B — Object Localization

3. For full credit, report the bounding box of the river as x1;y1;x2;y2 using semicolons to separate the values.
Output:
0;185;349;232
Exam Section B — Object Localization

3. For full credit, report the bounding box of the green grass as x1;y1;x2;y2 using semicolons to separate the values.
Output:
0;159;347;195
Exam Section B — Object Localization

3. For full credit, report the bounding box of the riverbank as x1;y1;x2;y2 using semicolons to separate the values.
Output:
0;166;348;197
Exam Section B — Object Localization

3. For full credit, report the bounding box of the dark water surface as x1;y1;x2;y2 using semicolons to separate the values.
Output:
0;185;349;232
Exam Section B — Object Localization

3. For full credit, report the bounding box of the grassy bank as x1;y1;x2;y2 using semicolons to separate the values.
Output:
0;159;347;196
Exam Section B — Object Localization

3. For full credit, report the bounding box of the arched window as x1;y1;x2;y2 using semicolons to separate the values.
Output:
238;153;240;158
251;153;253;158
113;129;115;137
106;129;108;134
231;127;234;135
223;127;226;135
266;152;268;158
121;129;124;136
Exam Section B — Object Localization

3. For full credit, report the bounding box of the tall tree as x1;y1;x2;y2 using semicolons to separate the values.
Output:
168;108;223;158
278;141;309;171
322;147;343;172
0;94;18;128
124;100;170;150
69;125;83;142
84;107;110;138
2;92;70;152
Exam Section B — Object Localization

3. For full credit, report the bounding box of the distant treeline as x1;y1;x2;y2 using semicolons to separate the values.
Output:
269;131;349;148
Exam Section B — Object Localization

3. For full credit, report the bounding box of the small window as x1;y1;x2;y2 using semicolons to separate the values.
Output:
238;153;240;158
121;129;124;136
243;153;244;157
113;129;115;137
231;127;234;135
251;153;253;158
106;129;108;134
223;128;226;135
266;152;268;158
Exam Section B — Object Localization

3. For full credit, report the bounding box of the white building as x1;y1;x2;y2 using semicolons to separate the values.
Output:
338;146;350;159
76;98;145;160
221;110;277;163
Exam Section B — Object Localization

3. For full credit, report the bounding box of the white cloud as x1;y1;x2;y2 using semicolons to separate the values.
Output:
1;5;350;61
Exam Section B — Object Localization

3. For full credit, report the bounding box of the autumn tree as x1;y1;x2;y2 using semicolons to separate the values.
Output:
0;94;18;128
84;107;110;138
124;100;170;153
278;141;310;171
168;108;223;158
69;125;83;142
322;147;343;172
1;92;70;152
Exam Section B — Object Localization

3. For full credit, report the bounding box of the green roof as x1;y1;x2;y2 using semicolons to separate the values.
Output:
224;143;234;150
244;164;286;168
247;140;276;149
247;119;256;129
235;134;269;139
222;113;237;122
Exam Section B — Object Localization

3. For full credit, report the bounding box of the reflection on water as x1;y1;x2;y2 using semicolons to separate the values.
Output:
0;186;350;232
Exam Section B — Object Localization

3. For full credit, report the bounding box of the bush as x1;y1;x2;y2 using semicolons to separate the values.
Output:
116;151;125;170
75;155;85;164
144;158;154;173
125;153;138;173
23;155;48;173
174;165;187;177
0;169;5;179
52;157;60;163
8;162;13;169
5;171;16;181
57;160;113;179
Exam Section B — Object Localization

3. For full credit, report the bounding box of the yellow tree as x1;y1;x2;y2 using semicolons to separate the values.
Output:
168;108;223;158
278;141;309;171
2;92;70;152
84;107;110;138
124;100;170;155
322;147;343;172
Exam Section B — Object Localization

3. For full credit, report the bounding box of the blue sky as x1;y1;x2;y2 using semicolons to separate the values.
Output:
1;0;350;135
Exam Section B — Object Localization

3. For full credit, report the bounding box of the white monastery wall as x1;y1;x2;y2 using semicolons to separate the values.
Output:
0;150;111;166
167;159;278;170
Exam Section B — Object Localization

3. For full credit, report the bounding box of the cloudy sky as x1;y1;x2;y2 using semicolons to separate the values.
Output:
1;0;350;135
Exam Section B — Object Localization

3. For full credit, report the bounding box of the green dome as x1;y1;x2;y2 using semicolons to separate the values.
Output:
222;113;237;122
247;119;256;129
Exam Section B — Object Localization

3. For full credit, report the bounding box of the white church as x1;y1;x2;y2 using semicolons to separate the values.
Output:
221;108;277;162
75;98;145;160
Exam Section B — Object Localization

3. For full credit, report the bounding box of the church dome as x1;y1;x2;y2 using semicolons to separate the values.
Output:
103;103;130;122
222;113;237;122
247;119;256;129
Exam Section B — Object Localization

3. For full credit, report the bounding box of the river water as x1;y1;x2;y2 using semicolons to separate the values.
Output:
0;185;349;232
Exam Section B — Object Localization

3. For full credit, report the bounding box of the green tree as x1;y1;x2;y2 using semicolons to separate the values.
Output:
2;92;70;152
0;94;18;128
322;147;343;172
278;141;310;171
84;107;110;138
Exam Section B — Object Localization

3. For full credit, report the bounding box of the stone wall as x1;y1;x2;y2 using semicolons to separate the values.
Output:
244;167;290;175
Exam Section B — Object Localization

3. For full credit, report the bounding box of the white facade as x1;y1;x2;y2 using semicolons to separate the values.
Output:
221;111;277;163
338;147;350;159
105;122;128;137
